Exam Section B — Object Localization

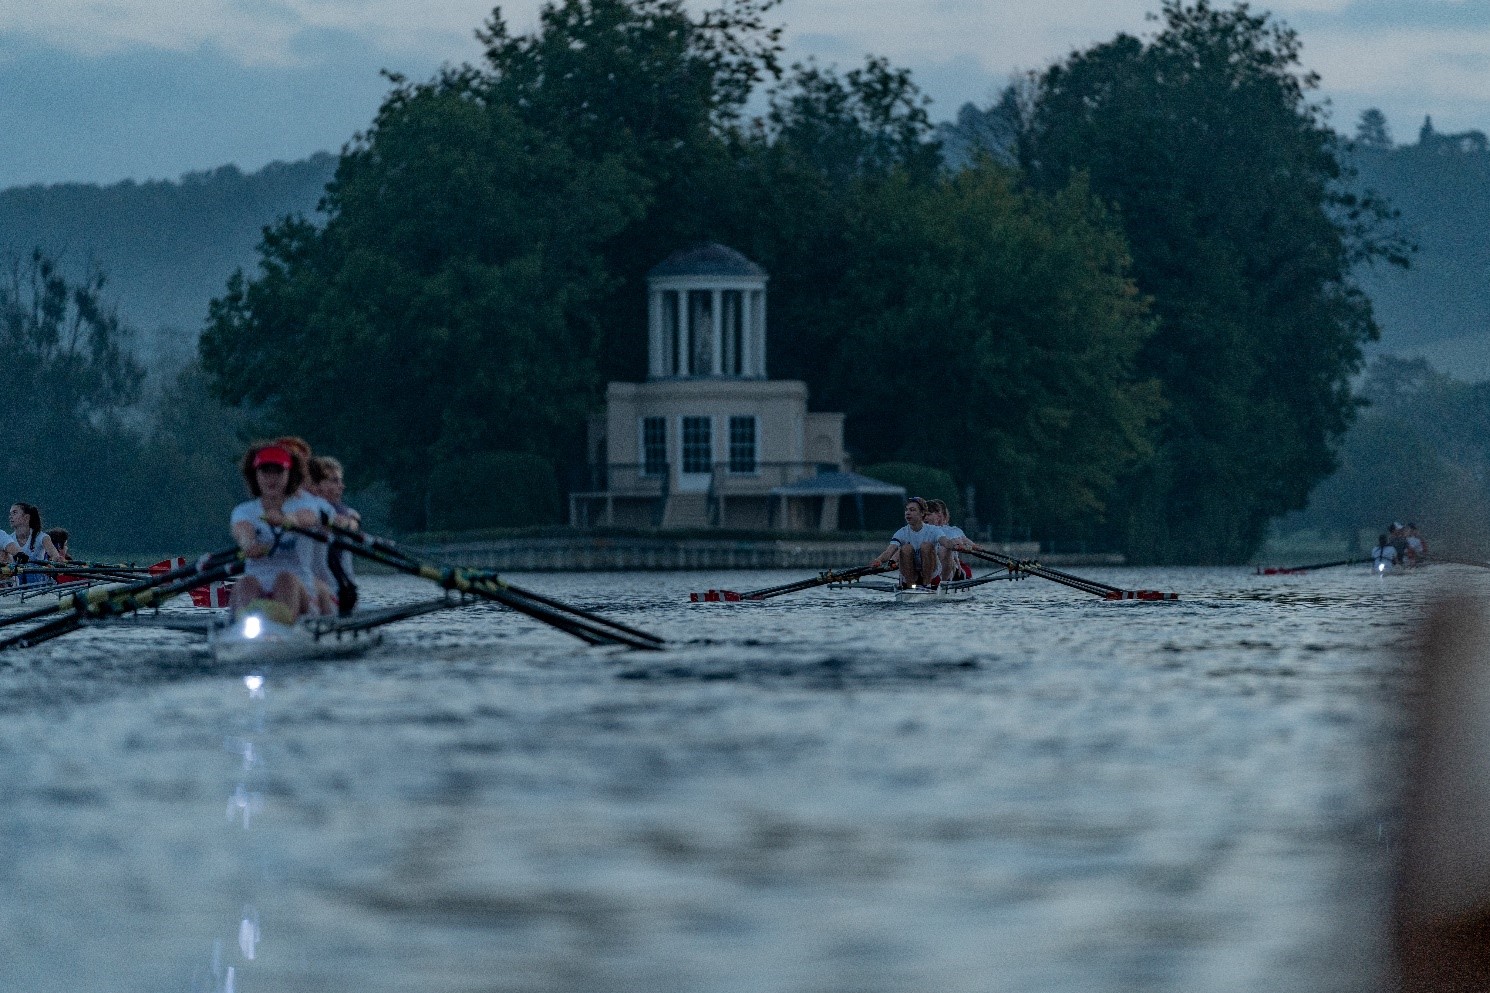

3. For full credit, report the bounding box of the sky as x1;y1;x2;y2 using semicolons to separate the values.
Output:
0;0;1486;190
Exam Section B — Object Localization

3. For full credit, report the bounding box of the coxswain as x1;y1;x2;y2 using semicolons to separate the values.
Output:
230;443;319;622
1372;534;1398;573
5;503;63;585
870;497;939;589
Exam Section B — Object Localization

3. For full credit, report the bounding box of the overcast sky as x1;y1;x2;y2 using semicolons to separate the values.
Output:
0;0;1484;189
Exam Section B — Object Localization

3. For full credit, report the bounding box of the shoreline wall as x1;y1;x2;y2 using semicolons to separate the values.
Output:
410;535;1124;572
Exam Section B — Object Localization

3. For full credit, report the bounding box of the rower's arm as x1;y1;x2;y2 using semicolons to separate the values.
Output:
233;520;268;558
870;541;900;567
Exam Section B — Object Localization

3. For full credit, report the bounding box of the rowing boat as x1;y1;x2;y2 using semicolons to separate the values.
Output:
827;575;994;603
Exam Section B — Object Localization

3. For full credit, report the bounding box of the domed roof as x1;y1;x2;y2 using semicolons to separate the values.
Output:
648;243;767;280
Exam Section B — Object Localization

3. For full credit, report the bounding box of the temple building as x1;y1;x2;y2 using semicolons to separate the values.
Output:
568;243;902;530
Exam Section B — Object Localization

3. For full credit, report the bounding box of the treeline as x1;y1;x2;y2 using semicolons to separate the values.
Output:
198;0;1404;563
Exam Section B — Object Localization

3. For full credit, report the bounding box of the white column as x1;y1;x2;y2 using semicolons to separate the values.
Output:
676;290;689;376
647;289;661;378
754;290;767;377
711;289;723;376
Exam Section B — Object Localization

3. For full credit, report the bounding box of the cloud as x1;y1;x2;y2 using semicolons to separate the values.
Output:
0;0;517;65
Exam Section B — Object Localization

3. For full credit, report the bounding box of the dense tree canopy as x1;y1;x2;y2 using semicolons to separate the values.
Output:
198;0;1406;554
1019;0;1404;561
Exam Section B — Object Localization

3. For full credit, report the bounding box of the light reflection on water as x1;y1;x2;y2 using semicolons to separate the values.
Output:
0;565;1458;991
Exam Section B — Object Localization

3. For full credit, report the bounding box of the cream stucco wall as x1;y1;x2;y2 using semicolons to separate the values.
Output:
606;379;821;468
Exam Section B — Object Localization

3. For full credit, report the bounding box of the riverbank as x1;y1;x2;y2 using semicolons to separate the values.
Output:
407;531;1123;571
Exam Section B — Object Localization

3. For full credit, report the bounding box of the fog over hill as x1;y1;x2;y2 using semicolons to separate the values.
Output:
3;119;1490;381
0;153;337;367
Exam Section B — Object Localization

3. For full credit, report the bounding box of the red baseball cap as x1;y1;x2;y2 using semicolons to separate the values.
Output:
253;446;293;468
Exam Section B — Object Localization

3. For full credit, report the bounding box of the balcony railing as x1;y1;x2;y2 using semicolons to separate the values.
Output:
571;461;838;497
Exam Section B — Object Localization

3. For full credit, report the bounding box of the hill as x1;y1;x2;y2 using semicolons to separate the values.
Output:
1349;132;1490;379
0;154;337;365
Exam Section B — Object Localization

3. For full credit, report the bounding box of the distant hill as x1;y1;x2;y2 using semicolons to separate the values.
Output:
0;153;337;365
1348;133;1490;381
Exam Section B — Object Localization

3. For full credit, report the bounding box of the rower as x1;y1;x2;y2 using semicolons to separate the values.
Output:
230;443;319;622
5;503;63;586
927;499;974;583
45;528;70;562
1372;533;1398;573
307;454;361;613
1405;523;1427;566
870;497;939;589
273;436;344;615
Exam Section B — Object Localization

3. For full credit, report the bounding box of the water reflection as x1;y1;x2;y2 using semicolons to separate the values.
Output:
194;670;267;992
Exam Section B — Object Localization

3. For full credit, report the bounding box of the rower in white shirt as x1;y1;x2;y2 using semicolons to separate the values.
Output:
870;497;940;589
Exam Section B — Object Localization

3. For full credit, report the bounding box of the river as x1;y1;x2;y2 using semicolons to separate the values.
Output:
0;564;1445;992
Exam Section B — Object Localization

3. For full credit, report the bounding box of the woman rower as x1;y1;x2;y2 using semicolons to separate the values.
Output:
229;442;320;622
273;437;347;614
5;503;64;586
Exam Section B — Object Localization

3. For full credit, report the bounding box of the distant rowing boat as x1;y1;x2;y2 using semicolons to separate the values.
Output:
828;573;1013;603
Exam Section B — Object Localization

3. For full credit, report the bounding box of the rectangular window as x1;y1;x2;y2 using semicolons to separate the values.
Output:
641;417;667;476
682;416;712;474
728;416;757;474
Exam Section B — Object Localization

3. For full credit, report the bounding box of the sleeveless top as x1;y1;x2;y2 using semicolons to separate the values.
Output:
12;531;52;586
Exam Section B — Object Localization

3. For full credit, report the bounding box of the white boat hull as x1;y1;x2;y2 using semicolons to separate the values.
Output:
208;613;382;664
893;585;976;604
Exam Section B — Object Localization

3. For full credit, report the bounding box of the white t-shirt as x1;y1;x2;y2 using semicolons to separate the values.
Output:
288;491;338;586
231;498;315;589
891;524;941;551
1372;544;1398;568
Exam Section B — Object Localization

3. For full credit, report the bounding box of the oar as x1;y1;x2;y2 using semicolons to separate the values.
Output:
0;546;243;632
943;571;1024;591
1427;554;1490;570
314;523;664;649
289;524;664;651
689;564;897;602
962;548;1178;601
0;555;245;651
1255;556;1372;575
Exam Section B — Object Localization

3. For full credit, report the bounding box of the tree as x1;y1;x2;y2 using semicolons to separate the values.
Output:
202;69;648;527
477;0;786;384
1020;0;1407;562
0;250;152;549
822;167;1160;534
202;1;788;526
1356;108;1392;149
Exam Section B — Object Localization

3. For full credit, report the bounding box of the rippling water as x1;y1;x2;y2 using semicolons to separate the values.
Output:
0;564;1455;992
